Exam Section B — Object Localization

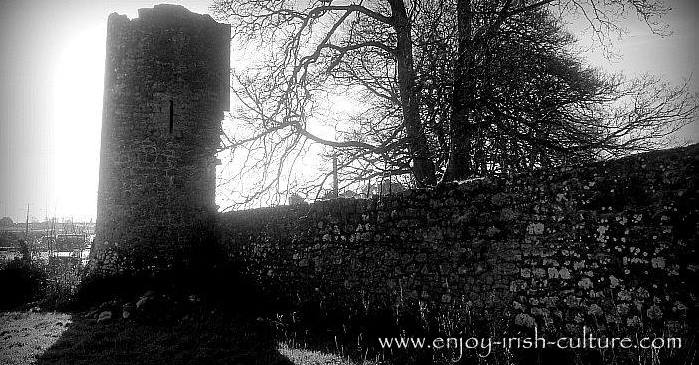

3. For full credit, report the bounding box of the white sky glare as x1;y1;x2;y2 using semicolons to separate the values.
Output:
0;0;697;222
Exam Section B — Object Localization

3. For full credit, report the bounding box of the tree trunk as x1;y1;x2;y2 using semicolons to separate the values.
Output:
389;0;437;187
443;0;475;182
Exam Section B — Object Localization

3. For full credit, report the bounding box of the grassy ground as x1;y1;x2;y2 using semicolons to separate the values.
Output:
0;310;377;365
279;343;373;365
0;311;72;365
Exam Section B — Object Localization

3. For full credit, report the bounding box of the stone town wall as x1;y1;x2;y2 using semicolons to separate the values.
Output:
219;144;698;338
91;5;230;275
87;4;697;345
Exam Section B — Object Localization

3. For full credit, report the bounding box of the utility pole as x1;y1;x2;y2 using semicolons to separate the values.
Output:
20;203;30;262
332;153;339;198
24;203;29;239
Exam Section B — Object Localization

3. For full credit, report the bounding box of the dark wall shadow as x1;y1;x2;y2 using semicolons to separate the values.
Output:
34;311;294;365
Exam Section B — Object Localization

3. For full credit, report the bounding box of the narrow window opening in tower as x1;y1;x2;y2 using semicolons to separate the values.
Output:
169;99;174;134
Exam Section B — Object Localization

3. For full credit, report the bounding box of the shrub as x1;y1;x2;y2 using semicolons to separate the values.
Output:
0;258;46;309
0;255;84;310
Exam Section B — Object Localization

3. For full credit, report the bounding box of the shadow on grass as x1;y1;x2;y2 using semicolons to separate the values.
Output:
34;311;294;365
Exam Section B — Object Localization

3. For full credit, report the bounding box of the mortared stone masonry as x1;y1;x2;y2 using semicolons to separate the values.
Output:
90;5;230;275
87;5;697;360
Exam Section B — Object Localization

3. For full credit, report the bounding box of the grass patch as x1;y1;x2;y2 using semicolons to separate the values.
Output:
0;311;72;365
1;310;292;365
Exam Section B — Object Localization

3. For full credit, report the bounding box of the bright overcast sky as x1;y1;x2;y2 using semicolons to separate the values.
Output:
0;0;697;222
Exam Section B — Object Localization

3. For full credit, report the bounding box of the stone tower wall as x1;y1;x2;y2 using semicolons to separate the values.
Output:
91;5;229;275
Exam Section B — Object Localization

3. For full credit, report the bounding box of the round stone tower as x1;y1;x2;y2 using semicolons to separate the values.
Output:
90;5;229;276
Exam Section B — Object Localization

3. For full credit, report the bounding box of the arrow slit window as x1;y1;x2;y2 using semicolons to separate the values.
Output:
169;100;174;134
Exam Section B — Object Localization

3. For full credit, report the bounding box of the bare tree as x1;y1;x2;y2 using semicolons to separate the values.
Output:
443;0;679;180
442;7;696;177
212;0;696;208
214;0;435;189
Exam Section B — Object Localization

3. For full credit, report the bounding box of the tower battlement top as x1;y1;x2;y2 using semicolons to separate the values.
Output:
108;4;228;29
